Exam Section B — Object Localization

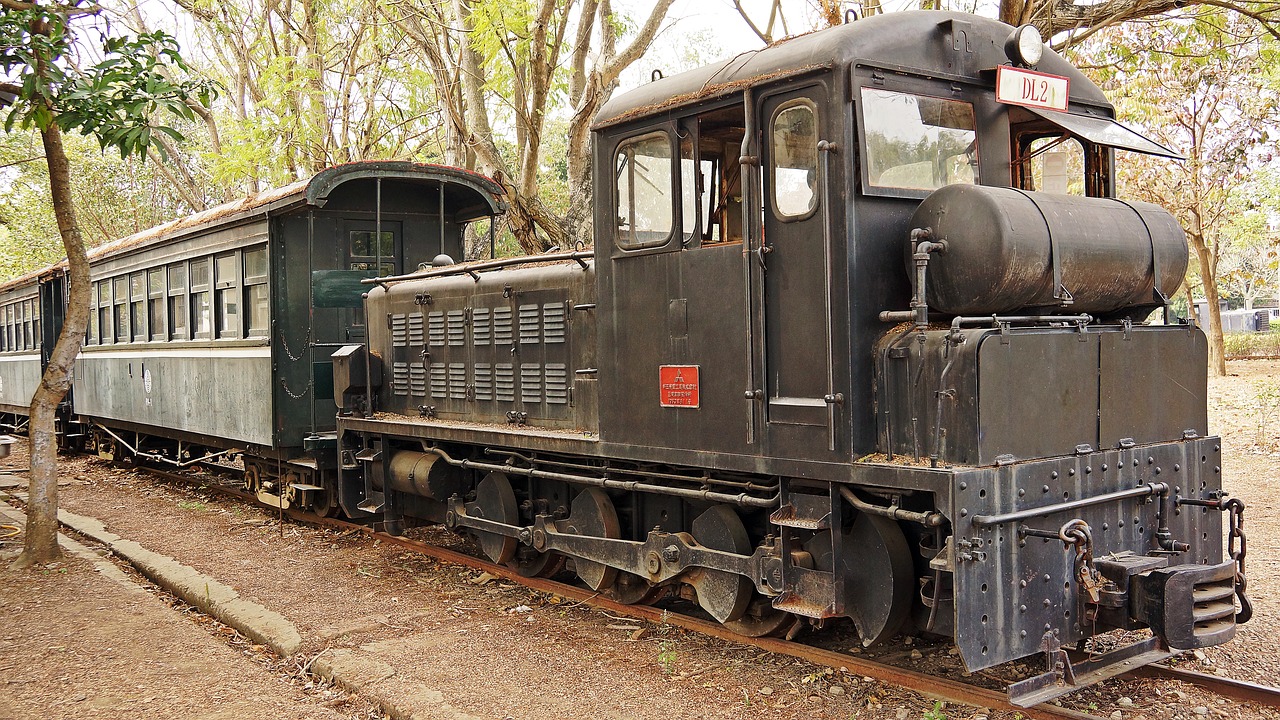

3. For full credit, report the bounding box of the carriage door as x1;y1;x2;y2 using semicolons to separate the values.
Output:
760;84;837;452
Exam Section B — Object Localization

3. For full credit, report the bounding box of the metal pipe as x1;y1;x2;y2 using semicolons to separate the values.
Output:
971;482;1169;527
375;177;383;273
362;293;373;418
428;446;778;509
740;86;758;446
482;448;780;493
950;314;1094;332
307;210;316;435
838;486;945;526
818;139;839;451
367;251;593;285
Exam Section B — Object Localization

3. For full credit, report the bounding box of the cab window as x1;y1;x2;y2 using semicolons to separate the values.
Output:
1010;107;1109;196
770;100;819;218
679;107;745;247
861;88;977;193
614;132;674;250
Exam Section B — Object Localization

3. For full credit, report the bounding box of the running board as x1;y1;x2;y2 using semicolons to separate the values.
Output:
1008;636;1172;707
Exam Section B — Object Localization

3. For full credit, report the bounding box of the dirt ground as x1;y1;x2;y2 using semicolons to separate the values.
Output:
0;520;381;719
0;359;1277;720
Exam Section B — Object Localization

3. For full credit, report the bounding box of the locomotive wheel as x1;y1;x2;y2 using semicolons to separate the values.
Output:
563;488;620;592
312;482;340;518
689;506;754;624
846;513;914;646
509;546;566;578
610;572;666;605
472;472;519;564
809;512;914;647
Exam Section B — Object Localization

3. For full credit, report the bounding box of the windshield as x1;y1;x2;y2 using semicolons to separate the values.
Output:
861;88;977;192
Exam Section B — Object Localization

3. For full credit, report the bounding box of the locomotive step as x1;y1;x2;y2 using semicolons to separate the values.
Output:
769;494;832;530
357;491;386;514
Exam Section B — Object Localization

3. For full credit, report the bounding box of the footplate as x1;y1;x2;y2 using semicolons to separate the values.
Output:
1009;635;1172;708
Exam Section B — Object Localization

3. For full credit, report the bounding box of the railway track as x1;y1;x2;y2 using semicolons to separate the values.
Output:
131;463;1280;717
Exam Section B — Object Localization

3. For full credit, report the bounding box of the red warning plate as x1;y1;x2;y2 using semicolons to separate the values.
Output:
659;365;700;408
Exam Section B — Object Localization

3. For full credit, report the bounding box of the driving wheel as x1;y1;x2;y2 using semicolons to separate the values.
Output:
471;472;519;564
563;488;620;592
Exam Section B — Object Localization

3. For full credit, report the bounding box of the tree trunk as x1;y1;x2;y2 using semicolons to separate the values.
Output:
14;122;90;568
1190;237;1228;376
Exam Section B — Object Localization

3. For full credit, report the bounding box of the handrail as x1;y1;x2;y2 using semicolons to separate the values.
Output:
363;250;593;286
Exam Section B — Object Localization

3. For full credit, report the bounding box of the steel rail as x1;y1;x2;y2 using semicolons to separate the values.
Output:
135;464;1280;715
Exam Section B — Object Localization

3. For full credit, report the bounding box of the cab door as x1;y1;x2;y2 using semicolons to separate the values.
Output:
758;83;839;454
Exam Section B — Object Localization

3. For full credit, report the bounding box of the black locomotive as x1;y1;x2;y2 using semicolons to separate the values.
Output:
0;11;1248;706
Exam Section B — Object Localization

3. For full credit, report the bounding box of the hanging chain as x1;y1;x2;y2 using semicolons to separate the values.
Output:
280;376;314;400
280;325;313;363
1223;498;1252;624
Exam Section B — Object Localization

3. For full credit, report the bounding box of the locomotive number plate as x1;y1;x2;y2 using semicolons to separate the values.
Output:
996;66;1069;112
659;365;700;408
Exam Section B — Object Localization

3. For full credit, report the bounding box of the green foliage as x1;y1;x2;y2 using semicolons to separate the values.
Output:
1223;329;1280;358
922;700;948;720
0;10;215;161
656;639;678;674
1069;10;1280;358
0;127;211;279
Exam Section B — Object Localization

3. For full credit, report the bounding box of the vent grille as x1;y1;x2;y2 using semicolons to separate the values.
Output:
494;308;513;345
473;308;491;346
408;313;425;346
474;363;493;401
391;361;409;396
543;303;566;344
409;362;427;396
495;363;515;402
447;310;466;346
390;314;408;347
428;311;446;347
521;363;542;403
429;362;447;398
519;304;540;344
449;363;467;399
545;363;568;404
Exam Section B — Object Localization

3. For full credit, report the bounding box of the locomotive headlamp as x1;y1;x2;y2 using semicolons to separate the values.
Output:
1005;24;1044;67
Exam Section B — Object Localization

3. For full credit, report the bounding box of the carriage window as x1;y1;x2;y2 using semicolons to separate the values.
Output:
214;252;239;339
168;264;188;340
190;259;211;339
861;88;977;192
615;132;674;249
98;281;112;343
243;246;268;338
130;272;146;342
113;276;128;342
29;300;38;350
771;101;819;218
349;230;396;275
87;285;98;344
147;269;165;340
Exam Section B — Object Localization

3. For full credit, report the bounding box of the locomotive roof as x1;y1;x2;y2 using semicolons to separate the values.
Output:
594;11;1111;129
0;161;506;293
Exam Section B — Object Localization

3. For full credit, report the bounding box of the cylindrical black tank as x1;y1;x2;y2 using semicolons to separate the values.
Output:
908;185;1187;316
